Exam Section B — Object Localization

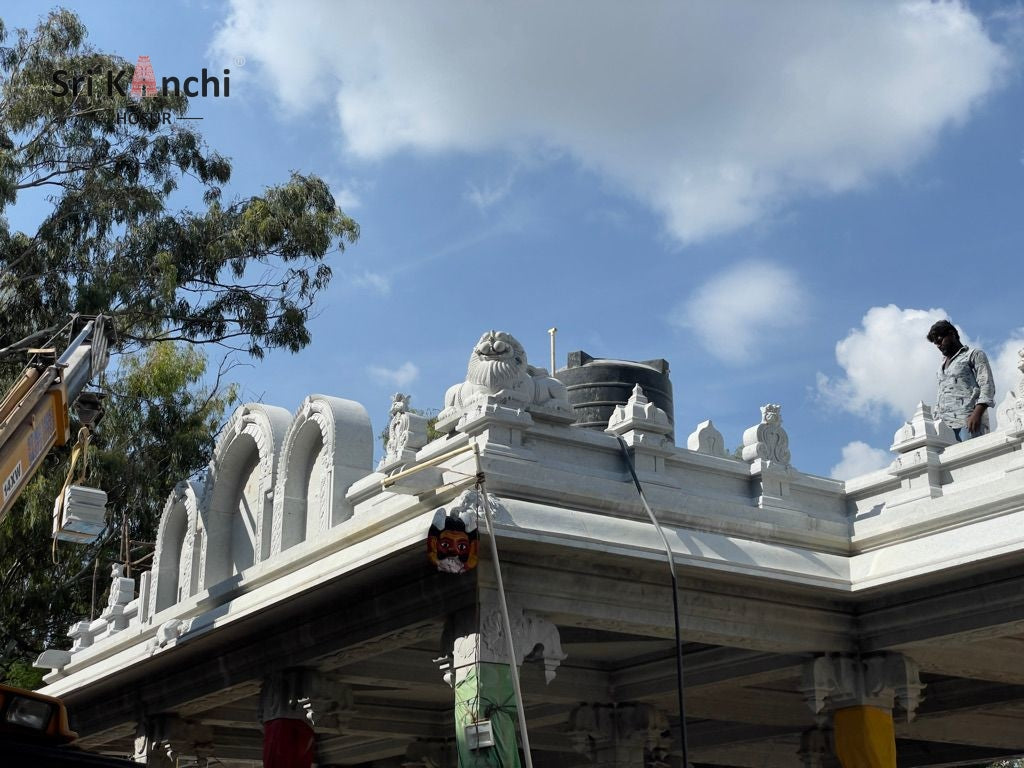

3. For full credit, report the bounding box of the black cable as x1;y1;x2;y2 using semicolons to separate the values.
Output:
616;435;689;768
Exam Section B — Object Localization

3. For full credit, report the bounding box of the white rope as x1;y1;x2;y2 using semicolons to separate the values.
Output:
474;444;534;768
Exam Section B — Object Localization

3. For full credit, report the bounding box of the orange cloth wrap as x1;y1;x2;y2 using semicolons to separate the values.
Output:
833;706;896;768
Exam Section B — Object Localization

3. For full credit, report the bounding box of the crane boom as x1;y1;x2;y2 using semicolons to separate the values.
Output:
0;317;111;525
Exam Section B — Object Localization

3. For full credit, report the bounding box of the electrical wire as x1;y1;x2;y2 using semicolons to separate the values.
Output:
615;435;690;768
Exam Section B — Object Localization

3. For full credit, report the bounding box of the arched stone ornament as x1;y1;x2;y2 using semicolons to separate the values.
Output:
150;479;205;617
271;395;373;556
200;403;291;590
687;419;727;457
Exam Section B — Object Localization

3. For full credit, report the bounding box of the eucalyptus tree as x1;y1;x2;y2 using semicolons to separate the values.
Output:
0;9;358;684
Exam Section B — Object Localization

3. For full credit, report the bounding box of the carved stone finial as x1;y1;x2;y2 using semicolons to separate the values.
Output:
378;393;430;471
606;385;672;437
891;401;956;453
742;404;791;466
435;330;570;431
687;419;726;456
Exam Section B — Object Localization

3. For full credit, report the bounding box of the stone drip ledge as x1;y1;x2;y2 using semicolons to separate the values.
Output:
849;481;1024;553
37;500;443;688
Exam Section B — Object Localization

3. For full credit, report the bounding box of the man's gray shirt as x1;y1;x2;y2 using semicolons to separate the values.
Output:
935;346;995;429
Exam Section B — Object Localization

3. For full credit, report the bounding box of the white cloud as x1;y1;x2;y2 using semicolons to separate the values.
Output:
368;361;419;389
332;185;361;211
830;441;892;480
350;270;391;296
818;308;1021;426
817;305;952;421
212;1;1007;244
669;261;805;364
465;169;517;212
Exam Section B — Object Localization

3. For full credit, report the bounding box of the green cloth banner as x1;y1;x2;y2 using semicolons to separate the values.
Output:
455;662;521;768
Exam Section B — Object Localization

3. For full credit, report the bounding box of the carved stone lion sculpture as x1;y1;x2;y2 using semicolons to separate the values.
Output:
439;330;570;420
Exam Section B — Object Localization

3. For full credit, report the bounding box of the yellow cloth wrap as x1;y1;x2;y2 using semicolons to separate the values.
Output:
833;706;896;768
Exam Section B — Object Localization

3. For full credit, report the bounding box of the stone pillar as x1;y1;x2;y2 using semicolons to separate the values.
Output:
132;715;212;766
568;703;671;768
799;727;840;768
801;654;925;768
441;597;566;768
403;738;458;767
258;667;352;768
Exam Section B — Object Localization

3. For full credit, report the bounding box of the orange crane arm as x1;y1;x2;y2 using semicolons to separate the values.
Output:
0;317;110;525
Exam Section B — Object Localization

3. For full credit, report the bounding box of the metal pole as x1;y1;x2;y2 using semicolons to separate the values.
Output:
547;328;557;374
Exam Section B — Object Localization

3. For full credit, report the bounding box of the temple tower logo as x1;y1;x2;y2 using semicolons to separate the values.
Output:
130;55;157;98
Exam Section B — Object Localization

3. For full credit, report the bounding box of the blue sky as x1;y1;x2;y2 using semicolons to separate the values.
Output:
5;1;1024;478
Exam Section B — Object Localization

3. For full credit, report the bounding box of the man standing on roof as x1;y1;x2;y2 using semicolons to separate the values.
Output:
927;320;995;441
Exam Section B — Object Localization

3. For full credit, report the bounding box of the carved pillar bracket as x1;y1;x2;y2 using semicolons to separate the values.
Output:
569;703;671;768
133;714;213;766
378;393;431;472
687;419;726;457
801;653;925;726
258;667;354;731
478;604;567;683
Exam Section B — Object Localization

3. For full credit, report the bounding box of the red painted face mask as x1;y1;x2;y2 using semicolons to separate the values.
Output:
427;513;479;574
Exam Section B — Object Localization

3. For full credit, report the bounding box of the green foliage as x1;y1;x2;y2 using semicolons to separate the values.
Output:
0;9;358;357
3;659;44;689
0;344;235;684
0;9;356;685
